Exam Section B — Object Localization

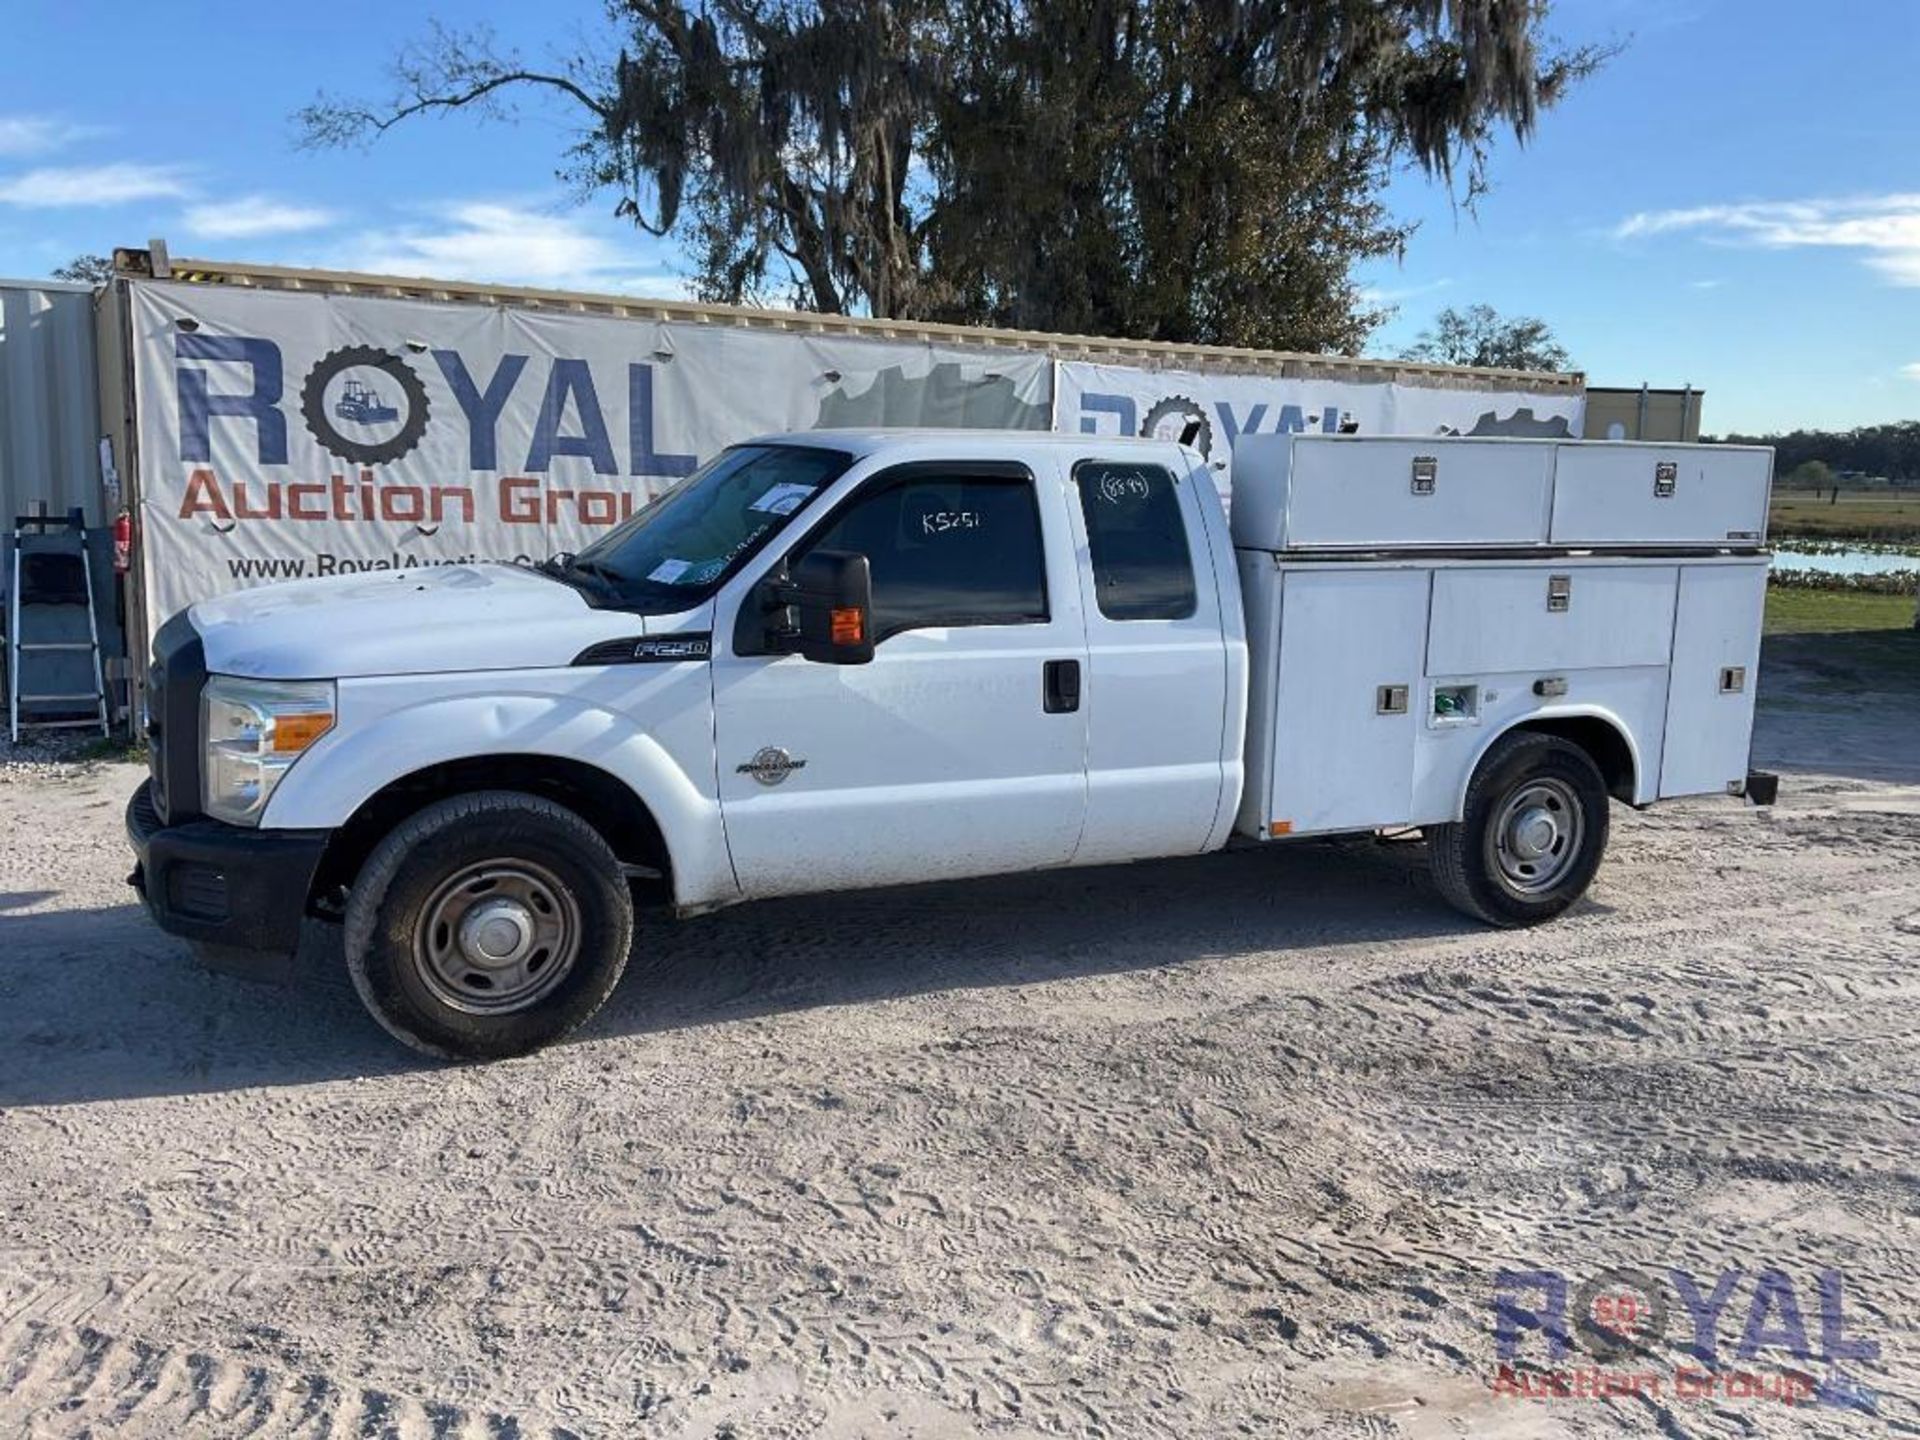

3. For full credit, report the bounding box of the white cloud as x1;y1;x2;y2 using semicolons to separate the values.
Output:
1360;276;1453;306
1900;362;1920;382
1615;193;1920;286
0;115;99;157
182;195;336;239
1687;278;1724;290
0;162;191;207
339;202;688;295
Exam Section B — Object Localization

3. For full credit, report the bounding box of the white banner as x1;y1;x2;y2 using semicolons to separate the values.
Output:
130;281;1050;627
1055;361;1585;500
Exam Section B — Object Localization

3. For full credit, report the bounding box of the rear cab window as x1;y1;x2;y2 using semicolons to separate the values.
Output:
1073;460;1198;620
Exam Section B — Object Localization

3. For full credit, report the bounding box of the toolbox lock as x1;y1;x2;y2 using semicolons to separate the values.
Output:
1410;456;1437;495
1546;575;1572;612
1533;676;1569;698
1654;460;1678;498
1376;684;1410;715
1718;665;1746;694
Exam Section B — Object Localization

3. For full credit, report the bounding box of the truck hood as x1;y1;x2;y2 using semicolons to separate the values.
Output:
189;564;653;679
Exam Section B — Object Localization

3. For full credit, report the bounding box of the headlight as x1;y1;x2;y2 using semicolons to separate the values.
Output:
202;676;336;826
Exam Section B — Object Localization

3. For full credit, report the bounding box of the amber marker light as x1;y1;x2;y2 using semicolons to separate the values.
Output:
831;608;865;645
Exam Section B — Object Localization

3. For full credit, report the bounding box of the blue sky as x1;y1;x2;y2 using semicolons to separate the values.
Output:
2;0;1915;434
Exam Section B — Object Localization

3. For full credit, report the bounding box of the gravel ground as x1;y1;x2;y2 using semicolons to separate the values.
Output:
0;634;1915;1438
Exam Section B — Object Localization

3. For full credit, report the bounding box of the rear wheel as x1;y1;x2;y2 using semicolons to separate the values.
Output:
343;791;634;1059
1427;731;1610;927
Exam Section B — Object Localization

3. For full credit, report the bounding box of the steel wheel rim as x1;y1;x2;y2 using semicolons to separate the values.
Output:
412;857;581;1015
1490;777;1585;895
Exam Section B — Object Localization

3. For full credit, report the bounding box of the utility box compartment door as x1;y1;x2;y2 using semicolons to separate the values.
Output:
1550;444;1772;545
1659;562;1766;798
1269;568;1429;833
1232;436;1554;551
1428;564;1678;676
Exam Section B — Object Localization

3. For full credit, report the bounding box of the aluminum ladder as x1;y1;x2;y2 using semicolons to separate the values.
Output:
7;510;110;743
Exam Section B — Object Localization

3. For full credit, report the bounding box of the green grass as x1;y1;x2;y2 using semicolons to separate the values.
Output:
1770;491;1920;543
1765;585;1918;634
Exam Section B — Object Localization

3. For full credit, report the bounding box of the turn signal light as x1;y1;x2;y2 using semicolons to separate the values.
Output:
831;607;864;645
1269;820;1293;837
272;712;334;753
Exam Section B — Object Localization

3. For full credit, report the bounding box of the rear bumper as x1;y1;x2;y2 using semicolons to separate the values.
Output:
126;779;330;957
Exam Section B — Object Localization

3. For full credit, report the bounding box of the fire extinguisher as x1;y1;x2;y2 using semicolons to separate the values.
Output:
113;508;132;574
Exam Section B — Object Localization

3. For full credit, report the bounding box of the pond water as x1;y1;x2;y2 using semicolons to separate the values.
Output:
1770;545;1920;577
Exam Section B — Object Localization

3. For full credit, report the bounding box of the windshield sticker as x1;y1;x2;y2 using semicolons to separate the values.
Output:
685;557;728;584
647;558;693;584
749;481;816;516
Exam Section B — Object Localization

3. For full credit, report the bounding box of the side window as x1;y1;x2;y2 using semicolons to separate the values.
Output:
803;473;1049;639
1074;461;1198;621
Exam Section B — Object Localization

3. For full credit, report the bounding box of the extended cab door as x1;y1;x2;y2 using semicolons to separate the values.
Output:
711;458;1090;899
1065;455;1234;864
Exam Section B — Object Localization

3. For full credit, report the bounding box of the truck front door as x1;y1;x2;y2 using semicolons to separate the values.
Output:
712;459;1089;899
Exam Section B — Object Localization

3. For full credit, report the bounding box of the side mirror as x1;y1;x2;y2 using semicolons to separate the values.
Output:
774;549;874;664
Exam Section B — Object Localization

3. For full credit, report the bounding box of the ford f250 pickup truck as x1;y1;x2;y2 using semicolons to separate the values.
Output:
128;429;1777;1058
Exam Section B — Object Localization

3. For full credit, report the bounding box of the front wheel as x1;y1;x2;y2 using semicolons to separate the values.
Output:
1427;732;1610;927
343;791;634;1059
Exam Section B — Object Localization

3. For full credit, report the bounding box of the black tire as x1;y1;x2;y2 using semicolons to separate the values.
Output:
1427;731;1610;927
343;791;634;1059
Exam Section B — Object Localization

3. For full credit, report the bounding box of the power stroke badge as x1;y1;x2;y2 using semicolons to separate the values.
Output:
737;747;806;786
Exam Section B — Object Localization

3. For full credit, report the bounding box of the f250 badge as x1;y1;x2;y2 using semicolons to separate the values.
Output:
738;747;806;786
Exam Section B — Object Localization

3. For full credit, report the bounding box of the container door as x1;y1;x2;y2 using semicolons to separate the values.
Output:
1659;563;1766;798
1428;565;1678;675
1282;438;1554;550
1550;444;1772;545
1268;568;1429;834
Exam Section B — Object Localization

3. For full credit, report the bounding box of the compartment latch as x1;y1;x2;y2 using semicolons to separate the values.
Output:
1410;456;1437;496
1547;574;1572;612
1654;460;1678;498
1376;684;1410;715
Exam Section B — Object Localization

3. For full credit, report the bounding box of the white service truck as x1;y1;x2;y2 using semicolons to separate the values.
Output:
127;430;1776;1058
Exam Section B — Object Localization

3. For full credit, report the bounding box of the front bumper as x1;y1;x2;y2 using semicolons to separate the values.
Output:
126;779;331;957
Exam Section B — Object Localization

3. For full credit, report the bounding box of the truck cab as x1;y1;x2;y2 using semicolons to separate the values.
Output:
127;430;1772;1059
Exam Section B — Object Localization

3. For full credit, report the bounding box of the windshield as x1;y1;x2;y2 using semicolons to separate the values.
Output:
565;443;854;609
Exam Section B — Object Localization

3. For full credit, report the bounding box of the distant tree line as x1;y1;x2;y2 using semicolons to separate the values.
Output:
1399;304;1572;373
1710;422;1920;484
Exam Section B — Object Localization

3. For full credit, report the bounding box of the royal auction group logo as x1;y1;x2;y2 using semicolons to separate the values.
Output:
170;328;700;532
1493;1266;1880;1411
298;344;432;466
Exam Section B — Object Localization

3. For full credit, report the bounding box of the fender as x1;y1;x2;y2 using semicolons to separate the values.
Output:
260;666;738;910
1460;702;1650;815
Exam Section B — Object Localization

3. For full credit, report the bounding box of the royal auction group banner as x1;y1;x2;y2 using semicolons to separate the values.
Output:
1055;361;1585;501
130;280;1051;626
131;279;1582;630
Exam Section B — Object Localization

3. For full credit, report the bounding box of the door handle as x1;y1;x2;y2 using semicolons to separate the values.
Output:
1043;659;1081;714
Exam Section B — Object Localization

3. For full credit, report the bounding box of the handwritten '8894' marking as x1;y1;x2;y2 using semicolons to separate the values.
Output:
1097;469;1152;505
